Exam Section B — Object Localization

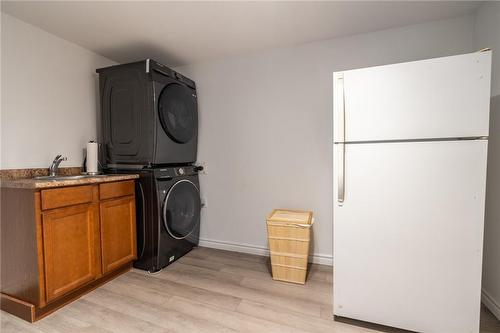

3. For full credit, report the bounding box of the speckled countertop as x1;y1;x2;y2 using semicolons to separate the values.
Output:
1;174;139;189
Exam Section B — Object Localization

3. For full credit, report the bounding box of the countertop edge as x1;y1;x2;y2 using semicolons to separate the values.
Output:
1;174;139;189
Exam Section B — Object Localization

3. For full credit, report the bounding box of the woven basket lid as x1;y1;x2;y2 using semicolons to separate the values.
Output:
267;209;313;225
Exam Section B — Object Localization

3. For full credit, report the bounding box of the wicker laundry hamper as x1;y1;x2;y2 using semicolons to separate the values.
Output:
266;209;313;284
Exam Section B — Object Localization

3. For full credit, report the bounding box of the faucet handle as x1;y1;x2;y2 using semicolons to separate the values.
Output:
52;155;67;162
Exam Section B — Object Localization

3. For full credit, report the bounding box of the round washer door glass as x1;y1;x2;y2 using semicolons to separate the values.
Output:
163;180;201;240
158;83;197;144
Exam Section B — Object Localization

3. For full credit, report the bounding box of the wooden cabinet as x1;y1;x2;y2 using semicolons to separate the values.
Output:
42;204;100;302
100;196;136;274
0;179;137;322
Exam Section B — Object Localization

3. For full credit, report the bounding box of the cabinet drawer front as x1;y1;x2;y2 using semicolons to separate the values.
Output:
41;185;93;210
99;181;135;200
42;204;99;302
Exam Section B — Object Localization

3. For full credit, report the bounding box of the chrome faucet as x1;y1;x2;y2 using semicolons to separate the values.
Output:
49;155;67;177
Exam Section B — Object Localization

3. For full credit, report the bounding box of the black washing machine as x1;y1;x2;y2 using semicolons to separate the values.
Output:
97;59;198;166
108;165;201;272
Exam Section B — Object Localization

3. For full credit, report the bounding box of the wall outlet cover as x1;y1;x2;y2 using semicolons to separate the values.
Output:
199;161;207;174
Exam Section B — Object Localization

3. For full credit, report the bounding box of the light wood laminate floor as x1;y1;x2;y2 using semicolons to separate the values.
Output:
2;247;499;333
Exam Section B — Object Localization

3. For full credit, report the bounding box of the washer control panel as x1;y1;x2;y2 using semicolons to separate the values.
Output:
156;166;200;180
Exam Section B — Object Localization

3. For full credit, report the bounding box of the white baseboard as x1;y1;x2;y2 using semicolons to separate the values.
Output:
482;289;500;320
198;237;333;266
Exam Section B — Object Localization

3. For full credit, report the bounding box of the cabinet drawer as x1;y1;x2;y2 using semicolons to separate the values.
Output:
41;185;93;210
99;181;135;200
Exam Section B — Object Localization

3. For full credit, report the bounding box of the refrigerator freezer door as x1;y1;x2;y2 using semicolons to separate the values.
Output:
333;140;488;333
334;51;491;142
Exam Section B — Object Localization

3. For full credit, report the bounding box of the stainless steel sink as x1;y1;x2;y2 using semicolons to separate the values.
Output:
33;174;108;181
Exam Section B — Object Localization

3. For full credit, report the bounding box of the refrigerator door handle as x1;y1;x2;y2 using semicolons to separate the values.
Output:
336;73;345;204
338;143;345;205
337;73;345;143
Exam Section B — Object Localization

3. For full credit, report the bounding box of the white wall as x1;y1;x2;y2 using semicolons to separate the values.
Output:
176;15;476;264
475;1;500;320
1;13;116;169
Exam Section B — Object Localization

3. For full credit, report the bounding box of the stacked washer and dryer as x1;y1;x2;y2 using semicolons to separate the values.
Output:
97;60;201;272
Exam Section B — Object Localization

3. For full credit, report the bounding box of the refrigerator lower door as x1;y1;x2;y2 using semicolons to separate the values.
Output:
333;140;488;333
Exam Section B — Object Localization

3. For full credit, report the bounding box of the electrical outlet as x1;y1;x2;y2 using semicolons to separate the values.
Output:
199;161;207;175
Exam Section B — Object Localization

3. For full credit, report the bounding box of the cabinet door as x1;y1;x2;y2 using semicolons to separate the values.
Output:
100;196;136;274
42;204;99;302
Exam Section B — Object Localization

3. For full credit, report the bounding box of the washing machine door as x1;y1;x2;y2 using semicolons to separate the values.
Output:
162;179;201;240
158;83;197;144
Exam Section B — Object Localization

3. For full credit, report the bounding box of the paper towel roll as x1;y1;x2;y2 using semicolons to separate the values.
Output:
86;141;99;174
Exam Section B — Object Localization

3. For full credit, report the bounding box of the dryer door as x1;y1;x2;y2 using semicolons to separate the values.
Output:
158;83;197;144
162;179;201;240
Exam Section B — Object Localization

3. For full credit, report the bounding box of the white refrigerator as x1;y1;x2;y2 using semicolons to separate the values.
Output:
332;51;492;333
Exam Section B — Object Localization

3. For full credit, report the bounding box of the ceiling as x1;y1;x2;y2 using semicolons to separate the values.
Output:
1;1;482;67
